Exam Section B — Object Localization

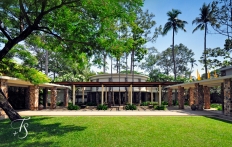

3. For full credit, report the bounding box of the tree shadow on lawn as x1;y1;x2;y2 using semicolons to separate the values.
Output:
204;115;232;124
0;116;86;147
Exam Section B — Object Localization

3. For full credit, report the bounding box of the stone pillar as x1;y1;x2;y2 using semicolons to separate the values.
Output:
168;88;172;106
194;83;204;110
194;83;199;106
29;85;39;110
189;87;194;106
50;87;57;109
178;86;184;109
224;79;232;116
221;83;224;114
0;79;8;115
204;86;210;109
198;85;204;110
63;88;69;107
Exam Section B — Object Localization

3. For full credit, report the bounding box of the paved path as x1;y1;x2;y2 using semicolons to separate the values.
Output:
16;107;223;116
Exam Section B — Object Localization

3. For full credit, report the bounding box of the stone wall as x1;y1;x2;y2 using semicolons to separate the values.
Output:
29;85;39;110
198;85;204;110
50;87;57;109
189;87;194;106
178;86;184;109
204;86;210;109
224;79;232;116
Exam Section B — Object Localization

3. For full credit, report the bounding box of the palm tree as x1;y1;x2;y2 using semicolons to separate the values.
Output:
192;3;217;79
163;9;187;81
190;58;198;78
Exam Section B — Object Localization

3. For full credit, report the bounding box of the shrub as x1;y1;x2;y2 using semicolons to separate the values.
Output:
161;101;168;105
97;104;108;110
140;102;149;106
68;103;80;110
173;100;178;106
211;103;222;111
56;102;64;106
217;106;222;111
150;102;158;106
155;105;166;110
125;104;137;110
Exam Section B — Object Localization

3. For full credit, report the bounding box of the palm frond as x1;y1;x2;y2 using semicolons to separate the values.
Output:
162;22;172;35
192;24;203;33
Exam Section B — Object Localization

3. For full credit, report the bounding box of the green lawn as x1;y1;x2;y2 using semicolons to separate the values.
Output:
0;116;232;147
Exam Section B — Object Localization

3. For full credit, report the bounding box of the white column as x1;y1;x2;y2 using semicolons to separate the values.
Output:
151;87;153;103
130;84;132;104
105;87;107;103
72;85;75;105
101;84;104;105
82;87;85;103
159;85;161;106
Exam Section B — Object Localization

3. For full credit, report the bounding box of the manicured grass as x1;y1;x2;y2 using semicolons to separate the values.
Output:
0;116;232;147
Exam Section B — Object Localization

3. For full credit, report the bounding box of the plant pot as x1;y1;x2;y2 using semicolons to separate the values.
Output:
191;104;197;111
39;104;44;110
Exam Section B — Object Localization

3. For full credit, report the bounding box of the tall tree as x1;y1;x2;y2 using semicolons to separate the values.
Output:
163;9;187;81
189;58;198;77
212;0;231;39
0;0;143;121
192;3;218;79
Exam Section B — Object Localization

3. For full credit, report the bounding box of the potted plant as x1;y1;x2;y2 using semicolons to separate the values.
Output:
39;104;43;110
191;104;197;111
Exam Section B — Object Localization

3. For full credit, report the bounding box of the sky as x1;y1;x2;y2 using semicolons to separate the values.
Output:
92;0;228;77
142;0;227;76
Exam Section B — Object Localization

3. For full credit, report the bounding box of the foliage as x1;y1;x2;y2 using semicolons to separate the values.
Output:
161;101;168;105
140;101;149;106
67;103;80;110
56;102;64;106
212;0;232;38
97;104;108;110
173;100;179;106
0;0;144;60
0;59;50;84
155;105;166;110
125;104;137;110
211;103;222;111
150;102;158;105
54;73;87;82
143;44;194;82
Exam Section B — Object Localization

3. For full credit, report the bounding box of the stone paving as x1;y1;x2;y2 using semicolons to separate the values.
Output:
1;106;231;122
15;106;223;117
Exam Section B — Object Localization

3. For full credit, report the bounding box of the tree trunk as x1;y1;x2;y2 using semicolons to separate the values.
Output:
172;28;177;102
204;24;208;79
0;91;21;121
103;52;106;73
119;57;121;106
172;29;176;80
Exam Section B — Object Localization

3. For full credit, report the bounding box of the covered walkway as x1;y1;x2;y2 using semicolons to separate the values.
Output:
166;75;232;117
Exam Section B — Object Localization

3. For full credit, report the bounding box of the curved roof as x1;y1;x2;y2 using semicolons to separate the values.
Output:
90;73;148;80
